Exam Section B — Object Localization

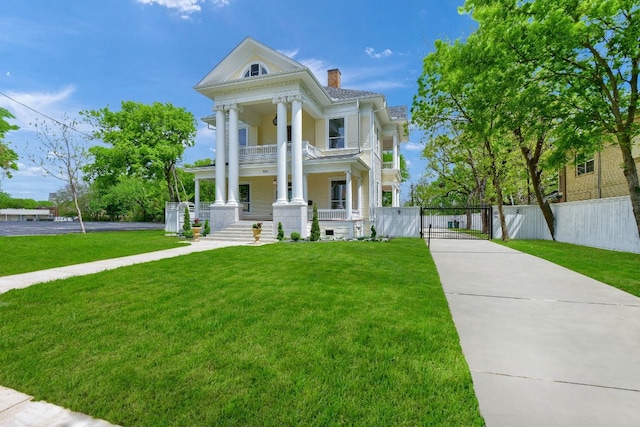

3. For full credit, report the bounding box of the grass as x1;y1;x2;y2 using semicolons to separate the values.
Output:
0;231;184;276
500;240;640;297
0;239;483;426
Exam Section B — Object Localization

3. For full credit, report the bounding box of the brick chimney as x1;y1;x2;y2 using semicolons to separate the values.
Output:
327;68;341;88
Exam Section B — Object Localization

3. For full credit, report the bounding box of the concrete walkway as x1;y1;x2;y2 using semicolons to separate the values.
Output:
430;239;640;427
0;238;259;426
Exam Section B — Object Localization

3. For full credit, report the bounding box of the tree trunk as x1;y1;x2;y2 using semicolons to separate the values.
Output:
618;133;640;238
516;129;555;240
483;138;508;241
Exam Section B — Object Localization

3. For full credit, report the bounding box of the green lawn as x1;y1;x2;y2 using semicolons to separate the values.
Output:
0;239;483;426
0;231;183;276
500;240;640;297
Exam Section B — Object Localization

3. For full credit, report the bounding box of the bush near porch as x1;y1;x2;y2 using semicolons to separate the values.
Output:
0;239;483;426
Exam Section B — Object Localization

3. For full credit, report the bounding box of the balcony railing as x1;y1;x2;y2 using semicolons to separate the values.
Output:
236;141;320;162
308;208;361;221
382;162;394;169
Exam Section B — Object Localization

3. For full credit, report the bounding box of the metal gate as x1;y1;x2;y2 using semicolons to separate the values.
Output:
422;206;493;240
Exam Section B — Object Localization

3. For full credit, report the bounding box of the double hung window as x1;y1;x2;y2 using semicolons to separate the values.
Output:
328;118;345;149
577;159;594;175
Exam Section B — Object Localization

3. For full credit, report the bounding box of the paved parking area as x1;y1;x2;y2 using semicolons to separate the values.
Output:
0;221;164;236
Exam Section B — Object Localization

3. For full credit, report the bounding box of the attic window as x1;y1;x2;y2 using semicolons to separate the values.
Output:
243;63;269;77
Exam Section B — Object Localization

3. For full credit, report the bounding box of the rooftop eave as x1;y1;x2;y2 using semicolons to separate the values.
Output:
194;69;331;105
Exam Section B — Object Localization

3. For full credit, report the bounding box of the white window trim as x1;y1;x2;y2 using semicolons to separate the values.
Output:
576;158;595;176
242;62;270;78
327;117;346;150
329;177;347;210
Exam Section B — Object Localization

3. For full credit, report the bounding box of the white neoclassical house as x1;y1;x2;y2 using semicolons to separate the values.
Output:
186;37;408;239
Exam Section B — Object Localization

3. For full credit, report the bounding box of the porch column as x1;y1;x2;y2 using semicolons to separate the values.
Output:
393;134;399;169
227;104;240;206
273;97;288;204
290;95;305;205
392;181;399;207
214;105;226;205
357;177;362;215
303;173;308;202
345;170;353;220
194;178;201;218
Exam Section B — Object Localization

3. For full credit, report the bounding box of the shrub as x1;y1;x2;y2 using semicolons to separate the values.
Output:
203;219;210;236
310;204;320;241
291;232;301;241
182;206;193;238
277;222;284;241
370;225;377;240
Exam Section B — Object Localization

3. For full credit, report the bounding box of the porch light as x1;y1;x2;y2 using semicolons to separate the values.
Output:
273;179;277;186
272;115;278;126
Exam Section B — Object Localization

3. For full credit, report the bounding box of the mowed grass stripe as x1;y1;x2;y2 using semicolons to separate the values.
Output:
0;230;184;276
0;239;483;426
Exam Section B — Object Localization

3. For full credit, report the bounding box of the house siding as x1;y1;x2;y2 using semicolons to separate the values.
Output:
565;144;640;201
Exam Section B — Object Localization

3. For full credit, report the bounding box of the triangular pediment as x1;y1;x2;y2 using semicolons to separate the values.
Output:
195;37;307;89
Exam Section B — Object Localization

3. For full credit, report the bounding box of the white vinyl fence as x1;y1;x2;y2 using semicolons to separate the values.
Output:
495;196;640;254
373;207;422;238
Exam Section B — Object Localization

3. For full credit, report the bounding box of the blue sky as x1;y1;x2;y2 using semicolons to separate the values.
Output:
0;0;476;202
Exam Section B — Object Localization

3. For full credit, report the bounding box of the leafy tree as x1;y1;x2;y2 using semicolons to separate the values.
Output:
413;35;513;240
29;116;91;233
84;101;197;203
0;108;19;187
463;0;640;236
182;158;216;202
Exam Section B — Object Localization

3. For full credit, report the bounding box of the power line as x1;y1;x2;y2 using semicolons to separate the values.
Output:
0;90;94;139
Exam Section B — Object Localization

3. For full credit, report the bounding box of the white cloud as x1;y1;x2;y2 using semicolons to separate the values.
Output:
0;86;76;129
137;0;203;13
403;142;424;152
299;58;329;83
278;48;300;59
14;163;47;178
136;0;230;15
365;47;393;59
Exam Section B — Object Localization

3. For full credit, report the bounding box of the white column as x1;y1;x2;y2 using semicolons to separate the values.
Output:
290;95;305;205
303;173;308;202
214;106;226;205
227;104;240;206
393;134;399;169
357;177;362;216
274;97;288;204
392;181;398;207
345;170;352;220
194;178;201;218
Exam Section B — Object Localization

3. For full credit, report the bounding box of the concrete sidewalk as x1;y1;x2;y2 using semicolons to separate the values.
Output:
0;238;258;426
430;239;640;427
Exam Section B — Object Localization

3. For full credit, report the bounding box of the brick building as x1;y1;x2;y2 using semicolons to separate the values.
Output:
560;141;640;202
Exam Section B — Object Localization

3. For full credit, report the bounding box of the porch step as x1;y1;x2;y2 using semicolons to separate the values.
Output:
204;221;276;243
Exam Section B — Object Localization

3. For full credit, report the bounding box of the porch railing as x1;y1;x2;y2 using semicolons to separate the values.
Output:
236;141;319;162
382;161;394;169
308;208;361;221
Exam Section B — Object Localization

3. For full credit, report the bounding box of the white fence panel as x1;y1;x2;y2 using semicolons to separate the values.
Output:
553;197;639;253
373;207;421;237
493;197;640;254
493;205;553;240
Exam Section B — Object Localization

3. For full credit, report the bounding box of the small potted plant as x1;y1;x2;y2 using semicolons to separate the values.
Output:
252;222;262;243
192;218;202;241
